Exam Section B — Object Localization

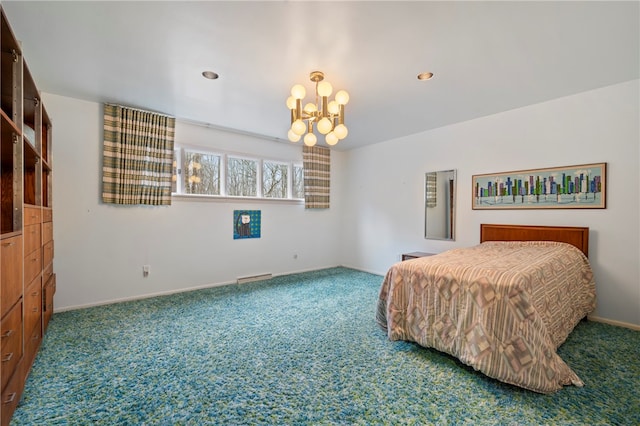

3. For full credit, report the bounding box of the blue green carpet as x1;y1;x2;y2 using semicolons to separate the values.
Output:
12;267;640;425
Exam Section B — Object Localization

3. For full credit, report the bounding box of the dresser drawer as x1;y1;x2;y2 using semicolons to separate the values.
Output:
42;207;53;223
24;320;42;369
1;301;23;391
1;364;23;426
43;274;56;332
42;221;53;244
24;223;41;257
43;240;54;269
1;235;23;316
24;275;42;339
24;247;42;285
43;262;54;286
24;205;41;226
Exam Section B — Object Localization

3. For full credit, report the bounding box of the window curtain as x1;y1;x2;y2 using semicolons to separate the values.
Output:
302;146;330;209
102;104;175;205
425;172;437;207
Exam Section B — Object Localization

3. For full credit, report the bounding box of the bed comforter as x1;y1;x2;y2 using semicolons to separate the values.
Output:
376;241;596;393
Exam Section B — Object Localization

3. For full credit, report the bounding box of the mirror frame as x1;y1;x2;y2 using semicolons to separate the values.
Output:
424;169;456;241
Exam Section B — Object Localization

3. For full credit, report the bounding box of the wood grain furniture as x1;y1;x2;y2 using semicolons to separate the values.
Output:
0;7;55;424
480;223;589;257
401;251;436;261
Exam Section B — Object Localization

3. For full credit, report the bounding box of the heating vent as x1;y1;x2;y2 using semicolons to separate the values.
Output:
236;273;272;285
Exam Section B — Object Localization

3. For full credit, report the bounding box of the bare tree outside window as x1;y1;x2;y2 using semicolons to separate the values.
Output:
173;145;302;201
183;151;220;195
292;164;304;199
227;157;257;196
263;161;288;198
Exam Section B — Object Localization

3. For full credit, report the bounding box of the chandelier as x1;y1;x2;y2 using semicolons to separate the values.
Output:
286;71;350;146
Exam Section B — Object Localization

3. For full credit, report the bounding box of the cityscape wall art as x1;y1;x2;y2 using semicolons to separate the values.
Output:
472;163;606;209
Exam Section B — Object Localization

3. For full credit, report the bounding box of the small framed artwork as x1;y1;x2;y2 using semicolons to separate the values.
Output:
233;210;261;239
472;163;606;209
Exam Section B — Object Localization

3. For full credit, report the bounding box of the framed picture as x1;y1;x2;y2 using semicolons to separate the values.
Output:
233;210;261;239
472;163;606;209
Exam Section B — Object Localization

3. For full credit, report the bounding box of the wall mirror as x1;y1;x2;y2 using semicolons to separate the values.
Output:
425;169;456;240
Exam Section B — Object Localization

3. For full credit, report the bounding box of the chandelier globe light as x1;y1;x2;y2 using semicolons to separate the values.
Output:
286;71;349;147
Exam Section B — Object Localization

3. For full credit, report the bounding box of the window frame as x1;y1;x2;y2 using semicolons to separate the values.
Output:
226;154;259;198
172;144;304;203
182;148;223;196
262;159;291;199
292;163;304;200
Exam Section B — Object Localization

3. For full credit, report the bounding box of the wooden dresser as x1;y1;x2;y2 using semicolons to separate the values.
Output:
0;7;55;424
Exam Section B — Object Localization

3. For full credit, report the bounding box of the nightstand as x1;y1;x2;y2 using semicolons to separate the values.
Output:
401;251;436;261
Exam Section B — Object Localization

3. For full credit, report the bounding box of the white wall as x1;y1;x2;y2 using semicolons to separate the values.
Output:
340;80;640;327
44;93;344;310
45;80;639;327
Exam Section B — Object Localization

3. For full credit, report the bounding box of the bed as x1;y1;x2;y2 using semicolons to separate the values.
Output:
376;224;596;393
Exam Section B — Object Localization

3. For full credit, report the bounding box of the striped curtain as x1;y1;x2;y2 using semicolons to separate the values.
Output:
302;146;330;209
102;104;175;205
425;172;437;208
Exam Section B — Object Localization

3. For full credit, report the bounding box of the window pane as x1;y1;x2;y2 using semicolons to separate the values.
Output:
292;164;304;199
183;151;220;195
171;150;178;193
263;161;288;198
227;157;257;197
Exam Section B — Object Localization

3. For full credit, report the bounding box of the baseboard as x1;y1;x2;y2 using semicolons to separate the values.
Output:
55;265;343;313
338;263;386;277
55;279;236;313
588;315;640;331
237;273;272;284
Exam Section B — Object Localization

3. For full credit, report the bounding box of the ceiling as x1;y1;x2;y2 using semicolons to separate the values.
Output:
2;1;638;151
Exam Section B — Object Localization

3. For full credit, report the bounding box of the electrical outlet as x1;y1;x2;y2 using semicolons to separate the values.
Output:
143;265;150;277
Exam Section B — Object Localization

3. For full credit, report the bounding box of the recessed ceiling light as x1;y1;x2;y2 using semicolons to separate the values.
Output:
417;72;434;81
202;71;219;80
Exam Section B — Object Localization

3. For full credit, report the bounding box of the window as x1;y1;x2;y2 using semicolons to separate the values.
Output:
292;164;304;199
183;150;221;195
172;151;178;193
263;161;288;199
172;145;302;201
227;156;258;197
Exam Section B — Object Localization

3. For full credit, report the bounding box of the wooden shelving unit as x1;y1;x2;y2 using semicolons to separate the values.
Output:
0;6;55;424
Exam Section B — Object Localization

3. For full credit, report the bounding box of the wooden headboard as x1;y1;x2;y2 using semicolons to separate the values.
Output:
480;224;589;257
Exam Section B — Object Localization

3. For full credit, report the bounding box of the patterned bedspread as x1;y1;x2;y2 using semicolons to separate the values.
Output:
376;241;596;393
